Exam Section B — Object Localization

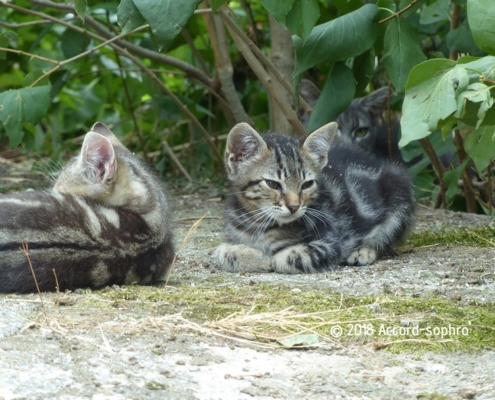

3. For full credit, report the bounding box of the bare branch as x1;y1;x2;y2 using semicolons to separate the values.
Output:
162;140;194;183
0;19;54;28
379;0;420;24
181;29;210;74
453;130;478;213
110;44;224;164
418;137;447;209
202;2;252;125
219;7;306;136
0;47;59;64
218;7;312;118
268;15;295;133
114;51;149;163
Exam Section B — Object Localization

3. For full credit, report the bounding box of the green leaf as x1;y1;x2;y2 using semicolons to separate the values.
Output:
211;0;230;12
21;86;51;124
133;0;202;49
294;4;379;75
61;25;91;59
308;62;355;132
400;60;466;147
278;333;319;348
75;0;87;23
467;0;495;55
381;18;426;93
446;19;482;55
0;35;8;60
285;0;320;42
455;82;494;127
405;58;456;89
0;90;23;147
399;0;425;19
352;48;375;96
419;0;450;25
457;55;495;80
118;0;146;34
49;70;70;99
444;158;470;203
0;86;50;147
376;0;396;13
482;102;495;126
260;0;295;26
24;70;50;87
464;125;495;171
332;0;365;14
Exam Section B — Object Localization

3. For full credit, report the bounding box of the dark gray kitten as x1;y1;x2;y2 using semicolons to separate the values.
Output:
300;80;402;162
214;122;414;273
0;122;174;293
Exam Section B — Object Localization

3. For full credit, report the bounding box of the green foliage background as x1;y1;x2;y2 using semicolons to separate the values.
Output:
1;0;495;212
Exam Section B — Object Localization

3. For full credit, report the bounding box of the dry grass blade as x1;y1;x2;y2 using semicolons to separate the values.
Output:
20;241;48;322
166;213;207;285
205;308;348;346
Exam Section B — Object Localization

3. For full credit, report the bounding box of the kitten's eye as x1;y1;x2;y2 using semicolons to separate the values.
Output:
354;128;369;139
301;180;315;190
265;180;281;190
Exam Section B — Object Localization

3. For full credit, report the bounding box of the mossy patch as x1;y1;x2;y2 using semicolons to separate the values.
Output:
416;394;453;400
408;227;495;248
68;281;495;353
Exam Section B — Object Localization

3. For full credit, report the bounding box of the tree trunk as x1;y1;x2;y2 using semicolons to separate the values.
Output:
268;15;295;134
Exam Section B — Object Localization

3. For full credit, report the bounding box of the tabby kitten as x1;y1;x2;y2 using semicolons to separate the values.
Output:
0;122;174;293
300;80;402;162
214;122;414;273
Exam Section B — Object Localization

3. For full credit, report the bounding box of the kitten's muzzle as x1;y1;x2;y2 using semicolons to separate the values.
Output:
287;204;300;214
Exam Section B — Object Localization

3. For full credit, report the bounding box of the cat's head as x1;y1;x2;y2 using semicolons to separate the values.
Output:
299;80;390;150
336;87;389;148
225;122;338;224
54;122;149;208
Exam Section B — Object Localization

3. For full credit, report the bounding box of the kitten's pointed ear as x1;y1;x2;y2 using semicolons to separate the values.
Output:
302;122;338;169
226;123;268;174
90;121;125;149
357;87;390;117
81;131;117;183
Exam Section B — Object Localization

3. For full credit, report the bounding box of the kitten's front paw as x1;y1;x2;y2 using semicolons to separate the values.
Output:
346;247;376;266
271;245;310;274
214;243;273;273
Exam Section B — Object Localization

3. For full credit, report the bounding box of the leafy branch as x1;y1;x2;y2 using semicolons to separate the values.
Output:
1;0;223;163
28;24;150;88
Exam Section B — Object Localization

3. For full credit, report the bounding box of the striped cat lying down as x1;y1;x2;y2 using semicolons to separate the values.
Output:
215;122;415;273
0;122;174;293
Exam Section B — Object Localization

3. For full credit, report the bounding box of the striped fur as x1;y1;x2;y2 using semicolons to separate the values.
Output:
0;122;174;293
214;122;414;274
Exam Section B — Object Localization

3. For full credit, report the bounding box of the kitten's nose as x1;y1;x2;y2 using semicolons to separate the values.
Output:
287;204;300;214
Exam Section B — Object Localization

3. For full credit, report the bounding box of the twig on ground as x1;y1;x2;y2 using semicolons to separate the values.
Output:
20;242;48;321
166;214;208;285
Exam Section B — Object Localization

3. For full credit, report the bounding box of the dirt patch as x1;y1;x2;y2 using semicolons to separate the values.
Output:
1;172;495;399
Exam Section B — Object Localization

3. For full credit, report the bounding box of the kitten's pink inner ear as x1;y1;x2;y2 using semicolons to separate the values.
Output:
82;132;117;183
227;123;266;163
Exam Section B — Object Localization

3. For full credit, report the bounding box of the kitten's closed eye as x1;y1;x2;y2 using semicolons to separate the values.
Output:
301;180;315;190
265;179;281;190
